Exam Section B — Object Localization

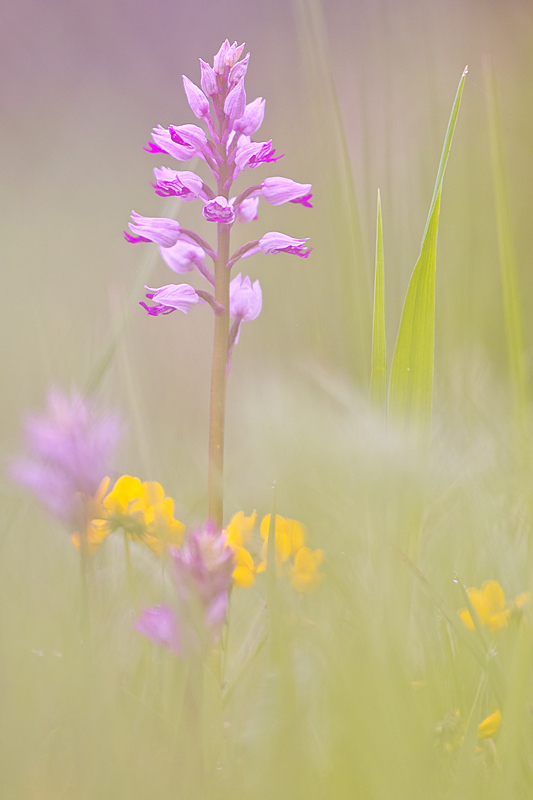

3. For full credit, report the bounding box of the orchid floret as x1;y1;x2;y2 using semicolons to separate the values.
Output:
233;97;266;136
152;167;207;200
140;283;201;316
182;75;210;119
126;212;181;247
258;231;311;258
261;177;313;207
159;240;206;274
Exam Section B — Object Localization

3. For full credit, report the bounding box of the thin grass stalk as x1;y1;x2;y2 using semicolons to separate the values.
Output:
485;65;531;465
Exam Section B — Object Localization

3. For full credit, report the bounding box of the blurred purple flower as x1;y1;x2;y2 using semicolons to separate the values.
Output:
136;521;234;656
11;388;120;523
135;605;182;654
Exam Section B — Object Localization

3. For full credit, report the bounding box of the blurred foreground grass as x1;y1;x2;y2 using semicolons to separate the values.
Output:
3;1;533;798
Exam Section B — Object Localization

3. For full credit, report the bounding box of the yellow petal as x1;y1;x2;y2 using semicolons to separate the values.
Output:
104;475;143;513
290;546;324;593
141;481;166;507
515;591;531;609
487;611;509;631
479;580;506;615
458;608;475;629
478;710;501;739
233;565;256;588
233;545;255;570
285;519;306;553
226;510;257;547
70;519;110;554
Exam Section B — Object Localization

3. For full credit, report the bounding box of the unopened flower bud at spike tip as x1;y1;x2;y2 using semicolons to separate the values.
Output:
213;40;245;74
224;79;246;120
182;75;210;119
228;53;250;87
233;97;265;136
199;59;218;96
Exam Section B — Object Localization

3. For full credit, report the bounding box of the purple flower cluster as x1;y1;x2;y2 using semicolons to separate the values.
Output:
135;521;234;655
125;39;312;334
11;389;120;526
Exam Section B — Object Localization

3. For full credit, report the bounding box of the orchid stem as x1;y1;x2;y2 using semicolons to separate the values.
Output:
207;147;231;527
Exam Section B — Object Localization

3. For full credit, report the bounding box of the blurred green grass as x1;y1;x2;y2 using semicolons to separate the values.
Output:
3;0;533;797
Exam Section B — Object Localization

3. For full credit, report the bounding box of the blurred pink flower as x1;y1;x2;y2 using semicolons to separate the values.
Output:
136;521;234;656
11;388;120;524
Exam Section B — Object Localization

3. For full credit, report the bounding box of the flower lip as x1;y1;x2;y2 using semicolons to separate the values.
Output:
149;124;207;161
234;139;284;172
152;167;206;201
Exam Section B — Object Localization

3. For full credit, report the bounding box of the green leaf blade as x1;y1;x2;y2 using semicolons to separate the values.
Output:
389;68;467;435
370;190;387;412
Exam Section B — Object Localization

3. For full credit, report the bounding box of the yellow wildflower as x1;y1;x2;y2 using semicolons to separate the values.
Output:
224;510;257;586
458;580;531;631
225;510;257;548
232;545;257;588
290;546;324;593
224;510;323;593
73;474;184;554
478;710;501;739
258;514;305;567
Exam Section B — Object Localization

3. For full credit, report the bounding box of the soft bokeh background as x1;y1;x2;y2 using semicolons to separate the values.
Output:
2;0;533;797
3;0;533;498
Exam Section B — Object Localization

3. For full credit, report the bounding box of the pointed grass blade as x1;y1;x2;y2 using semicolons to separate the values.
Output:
370;190;386;411
389;68;467;434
